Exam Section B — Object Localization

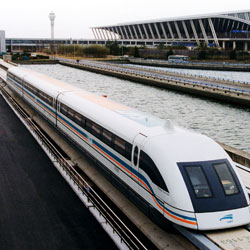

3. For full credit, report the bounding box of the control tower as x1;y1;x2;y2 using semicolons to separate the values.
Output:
49;11;56;39
0;30;6;54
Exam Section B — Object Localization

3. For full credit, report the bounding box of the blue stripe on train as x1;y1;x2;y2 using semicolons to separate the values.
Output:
8;75;196;223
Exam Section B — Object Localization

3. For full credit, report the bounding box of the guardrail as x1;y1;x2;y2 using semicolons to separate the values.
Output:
123;64;250;86
128;58;250;72
0;86;147;250
130;58;250;67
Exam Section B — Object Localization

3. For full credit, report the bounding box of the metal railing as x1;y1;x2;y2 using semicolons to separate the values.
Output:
122;64;250;86
58;58;250;95
0;87;147;250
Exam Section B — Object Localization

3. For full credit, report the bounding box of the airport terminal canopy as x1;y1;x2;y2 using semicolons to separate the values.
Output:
91;10;250;48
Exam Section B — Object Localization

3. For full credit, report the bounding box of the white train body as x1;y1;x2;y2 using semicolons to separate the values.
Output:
5;64;250;231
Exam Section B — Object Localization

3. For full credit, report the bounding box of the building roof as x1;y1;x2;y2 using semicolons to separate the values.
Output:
92;9;250;28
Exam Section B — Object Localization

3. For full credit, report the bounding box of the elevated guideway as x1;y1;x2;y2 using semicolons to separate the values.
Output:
58;58;250;108
128;58;250;72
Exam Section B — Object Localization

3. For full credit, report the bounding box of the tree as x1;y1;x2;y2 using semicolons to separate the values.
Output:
134;46;140;57
157;43;165;50
106;41;120;56
229;50;237;60
198;50;207;60
165;49;173;59
198;43;207;49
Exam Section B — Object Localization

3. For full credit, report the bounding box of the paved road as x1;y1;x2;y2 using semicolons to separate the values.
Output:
0;94;117;250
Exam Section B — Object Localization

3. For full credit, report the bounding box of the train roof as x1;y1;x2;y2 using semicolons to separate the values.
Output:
60;91;176;142
147;128;227;164
9;66;192;142
9;66;79;95
0;59;14;70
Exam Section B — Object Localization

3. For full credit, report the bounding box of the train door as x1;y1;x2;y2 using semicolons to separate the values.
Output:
130;133;148;210
132;133;147;174
55;91;65;127
55;98;60;127
21;77;24;97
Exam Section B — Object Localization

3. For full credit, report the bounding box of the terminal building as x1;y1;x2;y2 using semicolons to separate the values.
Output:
3;10;250;52
5;38;107;53
91;10;250;51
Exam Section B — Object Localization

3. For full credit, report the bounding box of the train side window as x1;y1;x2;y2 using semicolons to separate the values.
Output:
184;166;212;198
114;136;126;156
47;96;53;106
28;84;33;93
43;92;53;106
37;89;41;98
15;76;21;82
133;146;138;166
31;85;37;95
60;103;68;116
29;85;33;94
8;73;14;81
67;107;75;120
25;83;30;92
213;162;239;196
39;91;46;104
74;112;82;126
81;116;86;128
92;122;102;139
86;119;92;133
139;151;168;192
125;143;132;161
102;129;113;147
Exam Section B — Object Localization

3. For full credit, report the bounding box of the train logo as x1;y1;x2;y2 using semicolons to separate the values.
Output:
220;214;233;223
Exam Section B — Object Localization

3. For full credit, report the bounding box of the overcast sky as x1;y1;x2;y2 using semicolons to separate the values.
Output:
0;0;249;39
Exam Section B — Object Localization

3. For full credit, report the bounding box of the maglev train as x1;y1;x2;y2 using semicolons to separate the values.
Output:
5;64;250;231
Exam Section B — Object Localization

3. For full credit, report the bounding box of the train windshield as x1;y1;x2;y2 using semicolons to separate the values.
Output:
184;166;212;198
178;159;247;213
213;162;239;195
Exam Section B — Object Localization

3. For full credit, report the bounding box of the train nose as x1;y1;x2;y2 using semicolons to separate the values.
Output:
195;206;250;230
178;159;248;221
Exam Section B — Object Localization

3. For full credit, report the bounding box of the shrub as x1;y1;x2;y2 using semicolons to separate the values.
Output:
228;50;237;60
198;50;207;60
165;49;173;59
57;44;109;58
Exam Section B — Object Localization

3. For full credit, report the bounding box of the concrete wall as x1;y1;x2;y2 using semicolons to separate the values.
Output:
0;30;6;54
219;142;250;168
